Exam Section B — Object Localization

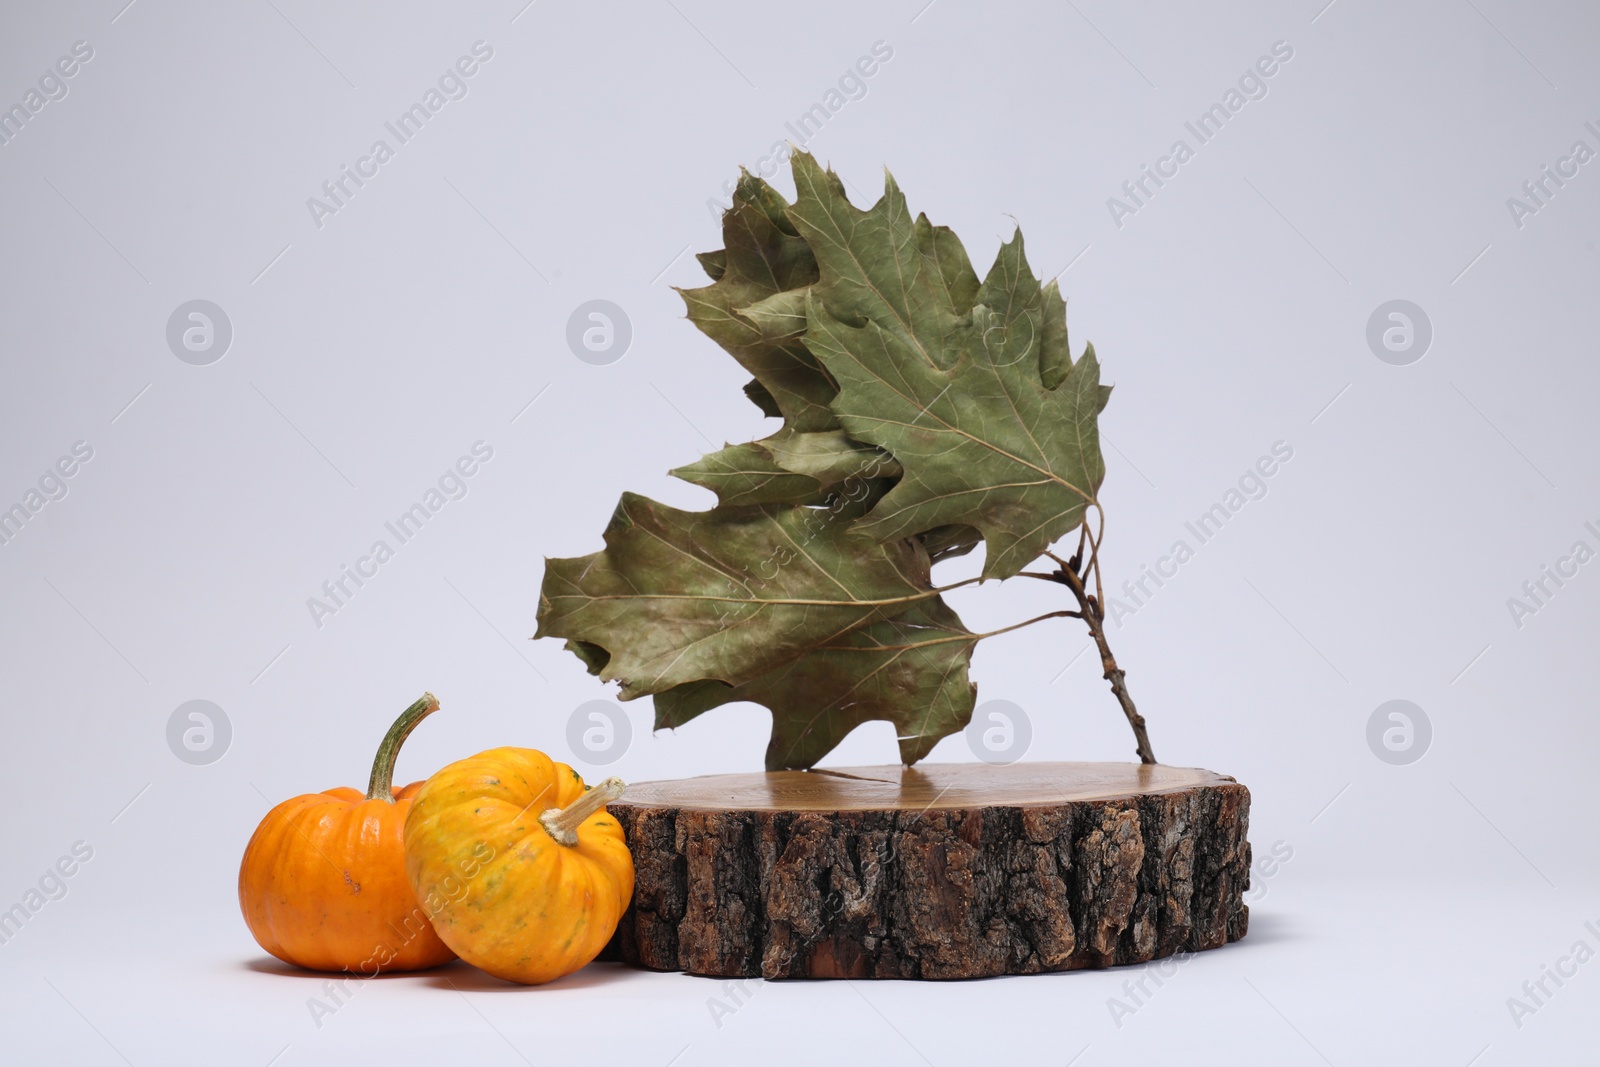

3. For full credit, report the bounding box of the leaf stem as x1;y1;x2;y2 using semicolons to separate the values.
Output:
977;609;1082;639
810;609;1080;655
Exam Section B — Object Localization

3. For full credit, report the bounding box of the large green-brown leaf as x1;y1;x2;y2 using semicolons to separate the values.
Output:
537;151;1126;771
671;428;898;507
677;171;835;432
653;597;977;770
668;439;827;507
535;492;939;699
788;153;1109;579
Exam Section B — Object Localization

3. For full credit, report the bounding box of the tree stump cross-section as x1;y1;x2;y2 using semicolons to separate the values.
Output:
600;761;1250;980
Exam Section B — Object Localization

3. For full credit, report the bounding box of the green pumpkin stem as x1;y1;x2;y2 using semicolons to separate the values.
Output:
366;692;440;802
540;776;626;846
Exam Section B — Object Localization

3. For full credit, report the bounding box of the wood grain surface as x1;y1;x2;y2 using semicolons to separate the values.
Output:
602;761;1251;979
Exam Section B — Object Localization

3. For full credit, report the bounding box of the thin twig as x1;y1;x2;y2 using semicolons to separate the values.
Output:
1052;535;1156;764
1086;508;1106;607
980;610;1082;637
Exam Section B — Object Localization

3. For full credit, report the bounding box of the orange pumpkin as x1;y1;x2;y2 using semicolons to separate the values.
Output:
403;748;634;984
238;693;455;974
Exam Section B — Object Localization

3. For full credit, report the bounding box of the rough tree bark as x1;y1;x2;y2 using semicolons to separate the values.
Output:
600;762;1250;979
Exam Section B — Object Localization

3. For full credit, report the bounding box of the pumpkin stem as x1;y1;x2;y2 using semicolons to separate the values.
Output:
366;693;440;802
539;776;626;846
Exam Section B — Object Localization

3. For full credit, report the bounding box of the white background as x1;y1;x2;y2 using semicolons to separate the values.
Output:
1;0;1596;1063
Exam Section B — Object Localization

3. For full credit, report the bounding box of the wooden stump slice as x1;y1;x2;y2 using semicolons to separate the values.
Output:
600;761;1250;980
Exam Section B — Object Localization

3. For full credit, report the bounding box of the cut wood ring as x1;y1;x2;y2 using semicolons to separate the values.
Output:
601;761;1250;979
